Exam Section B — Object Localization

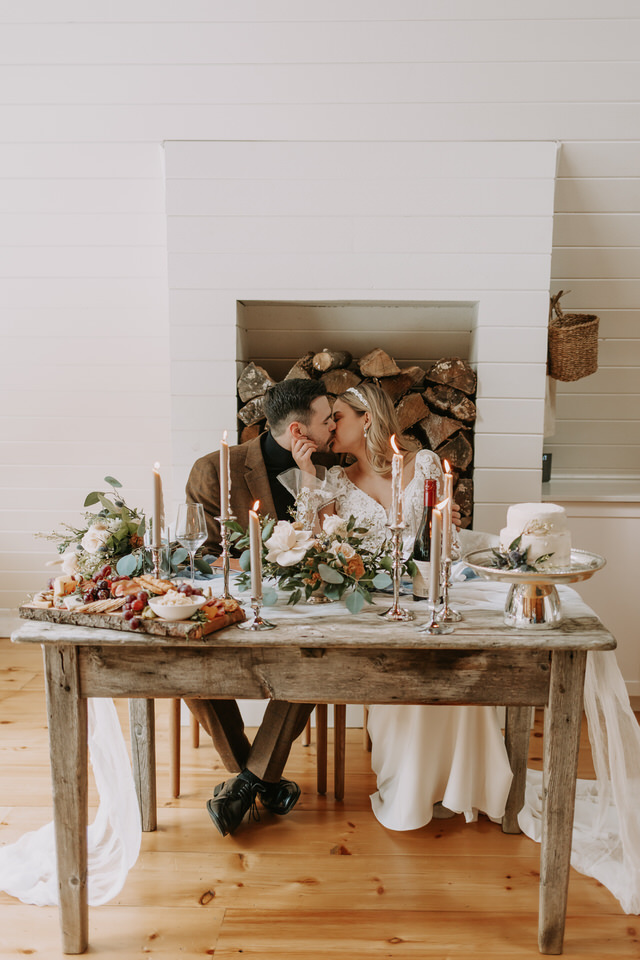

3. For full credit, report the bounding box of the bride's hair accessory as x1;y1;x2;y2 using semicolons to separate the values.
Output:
344;386;370;409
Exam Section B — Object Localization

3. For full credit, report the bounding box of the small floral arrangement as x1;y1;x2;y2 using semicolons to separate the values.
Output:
489;535;553;572
226;513;405;614
38;476;149;579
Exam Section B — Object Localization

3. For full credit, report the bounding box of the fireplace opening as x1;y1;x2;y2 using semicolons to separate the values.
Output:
235;299;479;527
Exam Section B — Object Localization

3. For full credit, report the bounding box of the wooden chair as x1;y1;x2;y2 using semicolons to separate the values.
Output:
168;700;365;801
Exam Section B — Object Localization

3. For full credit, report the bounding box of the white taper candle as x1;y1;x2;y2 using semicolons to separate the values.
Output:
249;501;262;601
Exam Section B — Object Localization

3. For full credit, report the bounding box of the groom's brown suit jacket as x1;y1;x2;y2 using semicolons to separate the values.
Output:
184;434;313;781
186;435;277;557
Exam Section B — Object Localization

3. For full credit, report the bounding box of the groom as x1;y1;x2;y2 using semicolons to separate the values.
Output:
184;379;336;837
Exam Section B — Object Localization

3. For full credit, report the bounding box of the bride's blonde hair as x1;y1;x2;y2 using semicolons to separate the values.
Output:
339;382;419;475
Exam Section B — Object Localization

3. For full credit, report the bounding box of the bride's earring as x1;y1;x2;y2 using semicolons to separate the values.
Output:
363;424;369;440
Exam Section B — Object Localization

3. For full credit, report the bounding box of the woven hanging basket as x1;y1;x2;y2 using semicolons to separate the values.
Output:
548;290;599;382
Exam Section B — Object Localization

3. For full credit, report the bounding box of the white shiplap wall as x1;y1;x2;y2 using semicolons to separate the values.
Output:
165;138;557;537
1;2;639;681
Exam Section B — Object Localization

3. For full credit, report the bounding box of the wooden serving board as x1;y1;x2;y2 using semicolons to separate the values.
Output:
19;604;245;639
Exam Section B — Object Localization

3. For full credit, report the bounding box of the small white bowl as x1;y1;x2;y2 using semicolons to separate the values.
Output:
147;594;207;621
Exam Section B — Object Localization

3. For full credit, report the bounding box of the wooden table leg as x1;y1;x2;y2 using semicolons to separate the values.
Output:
128;699;157;832
190;712;200;748
44;645;88;955
334;704;346;801
502;705;531;834
169;698;181;798
316;703;328;795
538;650;587;955
301;716;312;747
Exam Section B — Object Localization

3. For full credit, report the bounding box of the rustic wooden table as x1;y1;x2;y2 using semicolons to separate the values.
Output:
12;586;616;956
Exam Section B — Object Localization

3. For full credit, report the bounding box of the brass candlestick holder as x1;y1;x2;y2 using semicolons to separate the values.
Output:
380;522;414;622
237;596;276;631
216;514;236;600
436;559;462;623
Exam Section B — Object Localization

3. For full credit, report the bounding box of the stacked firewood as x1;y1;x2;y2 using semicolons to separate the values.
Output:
237;348;476;528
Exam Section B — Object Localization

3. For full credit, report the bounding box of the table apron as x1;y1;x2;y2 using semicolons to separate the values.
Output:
77;644;551;706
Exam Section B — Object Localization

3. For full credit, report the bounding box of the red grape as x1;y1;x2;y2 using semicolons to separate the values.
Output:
132;599;145;612
130;617;140;629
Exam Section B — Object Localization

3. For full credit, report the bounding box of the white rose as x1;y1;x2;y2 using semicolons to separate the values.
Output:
81;521;112;554
322;515;348;538
333;542;356;561
265;520;314;566
61;549;80;576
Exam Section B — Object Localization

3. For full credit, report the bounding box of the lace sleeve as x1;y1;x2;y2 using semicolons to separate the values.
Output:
277;466;344;527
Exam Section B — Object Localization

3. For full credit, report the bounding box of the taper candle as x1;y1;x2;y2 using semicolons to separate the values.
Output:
442;460;453;561
220;431;230;520
390;434;403;525
249;500;262;601
152;462;164;549
429;504;443;605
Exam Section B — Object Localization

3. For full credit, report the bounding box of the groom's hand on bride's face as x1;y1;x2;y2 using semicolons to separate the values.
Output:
291;432;318;475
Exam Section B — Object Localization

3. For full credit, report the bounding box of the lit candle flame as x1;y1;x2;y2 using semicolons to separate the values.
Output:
390;434;400;454
252;500;260;511
223;429;228;442
153;461;160;470
443;459;451;475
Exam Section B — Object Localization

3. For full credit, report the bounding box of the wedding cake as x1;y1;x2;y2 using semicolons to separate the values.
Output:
499;502;572;569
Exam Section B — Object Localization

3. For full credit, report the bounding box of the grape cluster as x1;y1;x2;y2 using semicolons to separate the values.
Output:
176;583;204;598
122;591;149;630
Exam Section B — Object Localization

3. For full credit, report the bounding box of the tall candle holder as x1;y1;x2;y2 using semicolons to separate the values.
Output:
150;545;162;579
216;514;236;601
237;596;276;631
380;523;414;622
417;598;454;635
436;559;462;623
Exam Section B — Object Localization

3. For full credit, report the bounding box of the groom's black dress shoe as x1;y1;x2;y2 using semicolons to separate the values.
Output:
258;777;301;815
207;772;301;837
206;772;261;837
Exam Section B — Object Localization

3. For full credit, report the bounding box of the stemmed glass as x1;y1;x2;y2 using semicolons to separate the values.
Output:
175;502;207;586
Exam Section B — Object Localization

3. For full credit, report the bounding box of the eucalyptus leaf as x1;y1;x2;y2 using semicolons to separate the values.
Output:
137;519;146;536
239;549;251;572
318;562;344;584
171;547;188;566
262;586;278;606
379;555;393;572
194;556;213;575
83;492;100;507
372;571;392;589
346;590;365;615
116;554;138;576
323;583;342;601
98;494;120;514
104;476;122;488
262;518;276;541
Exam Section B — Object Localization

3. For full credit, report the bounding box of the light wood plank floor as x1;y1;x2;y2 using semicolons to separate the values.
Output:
1;636;638;959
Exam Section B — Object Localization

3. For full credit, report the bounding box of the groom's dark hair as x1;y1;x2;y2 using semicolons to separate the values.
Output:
263;379;328;434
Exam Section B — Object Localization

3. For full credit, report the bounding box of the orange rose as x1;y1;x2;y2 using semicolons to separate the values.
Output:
345;555;365;580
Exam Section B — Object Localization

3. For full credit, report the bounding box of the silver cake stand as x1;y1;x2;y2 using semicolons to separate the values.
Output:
463;548;606;629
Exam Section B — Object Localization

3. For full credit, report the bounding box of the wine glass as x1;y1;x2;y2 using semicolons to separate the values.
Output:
175;502;207;586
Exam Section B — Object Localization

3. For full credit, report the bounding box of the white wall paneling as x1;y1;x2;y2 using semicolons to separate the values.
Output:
1;5;638;695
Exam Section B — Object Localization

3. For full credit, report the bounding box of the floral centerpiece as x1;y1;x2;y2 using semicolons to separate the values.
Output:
38;476;149;579
226;513;414;614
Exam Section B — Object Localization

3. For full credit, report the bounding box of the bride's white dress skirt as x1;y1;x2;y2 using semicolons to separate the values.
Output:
368;703;514;830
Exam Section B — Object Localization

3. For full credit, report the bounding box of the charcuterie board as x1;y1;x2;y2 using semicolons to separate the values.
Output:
19;603;245;639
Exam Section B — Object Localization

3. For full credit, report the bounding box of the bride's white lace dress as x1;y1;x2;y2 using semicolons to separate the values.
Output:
327;449;514;830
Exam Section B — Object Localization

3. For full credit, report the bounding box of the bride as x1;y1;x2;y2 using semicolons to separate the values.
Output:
294;382;514;831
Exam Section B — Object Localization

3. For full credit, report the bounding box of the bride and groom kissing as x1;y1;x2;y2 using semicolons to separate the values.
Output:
185;378;513;837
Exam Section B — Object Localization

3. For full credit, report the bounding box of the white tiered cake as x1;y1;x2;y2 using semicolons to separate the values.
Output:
499;502;571;569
